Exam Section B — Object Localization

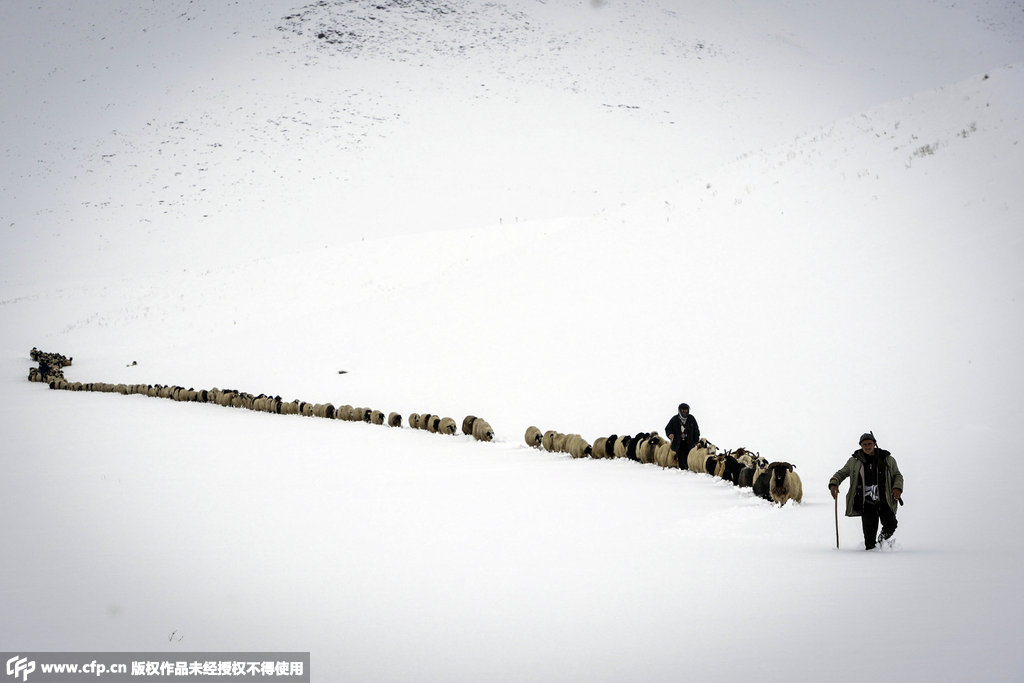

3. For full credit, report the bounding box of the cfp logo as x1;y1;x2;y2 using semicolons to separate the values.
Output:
5;657;35;682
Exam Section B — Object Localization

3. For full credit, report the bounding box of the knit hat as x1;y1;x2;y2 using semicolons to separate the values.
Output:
859;432;876;445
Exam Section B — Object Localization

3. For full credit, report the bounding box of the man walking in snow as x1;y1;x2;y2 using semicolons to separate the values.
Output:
665;402;700;467
829;432;904;550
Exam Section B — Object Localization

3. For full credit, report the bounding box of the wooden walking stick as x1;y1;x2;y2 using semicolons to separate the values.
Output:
834;492;840;549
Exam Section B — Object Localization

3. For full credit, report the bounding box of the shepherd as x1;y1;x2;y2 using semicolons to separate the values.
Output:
829;432;904;550
664;402;700;469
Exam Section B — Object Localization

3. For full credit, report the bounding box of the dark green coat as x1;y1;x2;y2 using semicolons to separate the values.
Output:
829;449;904;517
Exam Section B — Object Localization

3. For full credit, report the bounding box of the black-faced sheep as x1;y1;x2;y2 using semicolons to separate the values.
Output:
312;403;336;419
438;417;457;435
604;435;622;460
564;434;592;459
541;430;560;452
612;435;632;459
632;433;651;463
625;432;649;461
752;464;773;501
648;434;668;464
707;453;743;485
471;417;494;442
387;412;402;428
686;438;719;473
525;426;543;449
767;461;803;506
592;435;612;460
738;453;768;488
177;387;200;402
369;410;385;425
462;415;478;436
636;433;666;465
345;407;369;422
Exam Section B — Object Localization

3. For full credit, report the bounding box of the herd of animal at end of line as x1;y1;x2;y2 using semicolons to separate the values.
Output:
525;403;803;507
527;402;907;549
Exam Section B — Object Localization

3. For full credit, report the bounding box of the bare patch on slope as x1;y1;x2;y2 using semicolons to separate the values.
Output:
277;0;536;62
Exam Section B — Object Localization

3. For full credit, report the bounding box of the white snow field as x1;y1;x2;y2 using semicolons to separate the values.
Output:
2;1;1023;680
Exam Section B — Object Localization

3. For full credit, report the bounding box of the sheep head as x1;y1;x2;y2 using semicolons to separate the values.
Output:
768;462;795;489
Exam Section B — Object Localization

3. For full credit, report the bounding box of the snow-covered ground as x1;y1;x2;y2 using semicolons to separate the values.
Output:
2;1;1023;680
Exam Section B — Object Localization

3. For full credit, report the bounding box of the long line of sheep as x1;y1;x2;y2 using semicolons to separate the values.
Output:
525;426;803;506
28;349;799;505
27;349;495;445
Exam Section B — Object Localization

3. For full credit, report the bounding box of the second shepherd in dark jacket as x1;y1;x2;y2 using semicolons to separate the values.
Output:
665;402;700;467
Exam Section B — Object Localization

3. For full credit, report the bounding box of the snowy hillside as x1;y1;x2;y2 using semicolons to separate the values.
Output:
3;1;1024;681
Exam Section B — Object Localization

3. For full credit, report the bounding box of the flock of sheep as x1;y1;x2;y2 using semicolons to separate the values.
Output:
28;348;800;505
27;348;496;443
524;426;802;506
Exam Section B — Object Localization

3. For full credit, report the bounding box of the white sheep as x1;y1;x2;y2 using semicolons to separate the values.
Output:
686;438;719;473
312;403;336;419
564;434;592;459
731;447;757;469
654;440;679;468
551;432;568;453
